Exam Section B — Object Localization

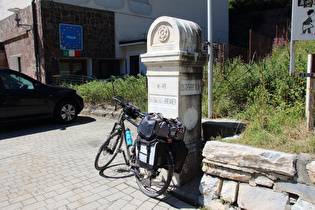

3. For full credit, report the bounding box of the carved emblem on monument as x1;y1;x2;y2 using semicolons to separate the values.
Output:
158;25;170;43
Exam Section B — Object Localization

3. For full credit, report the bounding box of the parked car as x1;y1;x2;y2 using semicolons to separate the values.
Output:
0;68;84;124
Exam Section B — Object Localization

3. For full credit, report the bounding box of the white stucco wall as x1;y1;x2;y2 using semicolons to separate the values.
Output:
1;0;229;74
0;0;31;21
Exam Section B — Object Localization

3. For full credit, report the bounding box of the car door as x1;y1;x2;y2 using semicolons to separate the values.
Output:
0;77;7;118
0;71;50;118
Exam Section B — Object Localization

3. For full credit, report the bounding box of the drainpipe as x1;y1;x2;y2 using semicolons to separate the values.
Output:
32;0;41;82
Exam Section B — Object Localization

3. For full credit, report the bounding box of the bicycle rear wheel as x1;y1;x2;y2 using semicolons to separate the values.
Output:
94;129;122;170
134;150;174;197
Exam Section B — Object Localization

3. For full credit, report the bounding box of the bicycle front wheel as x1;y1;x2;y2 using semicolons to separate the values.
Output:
135;149;174;197
94;129;122;170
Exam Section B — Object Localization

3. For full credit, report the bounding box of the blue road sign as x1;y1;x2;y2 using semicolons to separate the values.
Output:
59;24;83;51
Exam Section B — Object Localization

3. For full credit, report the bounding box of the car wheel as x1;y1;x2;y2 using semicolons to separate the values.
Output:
54;100;78;124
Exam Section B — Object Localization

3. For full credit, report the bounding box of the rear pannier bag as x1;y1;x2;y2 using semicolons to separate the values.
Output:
137;113;186;141
170;140;188;173
134;136;165;170
137;113;164;140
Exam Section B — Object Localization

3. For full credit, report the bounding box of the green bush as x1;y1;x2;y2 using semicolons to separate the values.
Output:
65;75;147;111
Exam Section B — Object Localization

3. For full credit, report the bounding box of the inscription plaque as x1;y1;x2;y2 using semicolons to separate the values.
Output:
180;80;202;96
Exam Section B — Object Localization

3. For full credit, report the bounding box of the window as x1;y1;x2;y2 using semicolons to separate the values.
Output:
130;55;139;76
1;73;34;90
10;55;22;72
59;59;87;75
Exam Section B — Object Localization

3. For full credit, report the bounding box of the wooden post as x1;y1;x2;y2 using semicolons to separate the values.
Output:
219;43;222;73
249;29;252;62
286;18;290;42
223;43;226;75
306;54;315;131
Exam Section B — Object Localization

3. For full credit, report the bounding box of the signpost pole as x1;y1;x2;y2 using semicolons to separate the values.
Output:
207;0;213;118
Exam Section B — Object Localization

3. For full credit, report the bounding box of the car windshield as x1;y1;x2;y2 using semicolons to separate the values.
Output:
0;72;35;90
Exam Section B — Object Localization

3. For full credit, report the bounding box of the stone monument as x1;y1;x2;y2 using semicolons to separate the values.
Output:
141;16;209;185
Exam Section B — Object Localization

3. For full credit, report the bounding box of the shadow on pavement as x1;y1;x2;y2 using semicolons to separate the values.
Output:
0;115;96;140
99;163;133;179
98;161;198;209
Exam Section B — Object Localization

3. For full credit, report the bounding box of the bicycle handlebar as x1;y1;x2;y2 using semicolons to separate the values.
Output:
113;96;144;118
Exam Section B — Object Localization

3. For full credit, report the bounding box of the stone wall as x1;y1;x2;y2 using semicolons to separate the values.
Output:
199;141;315;210
39;1;115;82
0;5;36;77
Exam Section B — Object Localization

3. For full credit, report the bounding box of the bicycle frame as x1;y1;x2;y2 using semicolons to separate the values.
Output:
111;112;140;167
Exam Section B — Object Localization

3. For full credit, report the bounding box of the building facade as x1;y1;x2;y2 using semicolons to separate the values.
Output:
0;0;228;84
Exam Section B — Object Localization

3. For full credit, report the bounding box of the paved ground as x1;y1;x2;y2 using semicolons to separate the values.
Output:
0;115;197;210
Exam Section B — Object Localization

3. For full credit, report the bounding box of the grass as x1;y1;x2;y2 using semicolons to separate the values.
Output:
208;40;315;155
65;40;315;155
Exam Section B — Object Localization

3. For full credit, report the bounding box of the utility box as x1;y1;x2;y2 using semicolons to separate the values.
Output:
141;16;209;185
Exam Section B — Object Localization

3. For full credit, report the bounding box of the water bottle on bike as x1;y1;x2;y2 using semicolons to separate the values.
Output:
125;128;132;147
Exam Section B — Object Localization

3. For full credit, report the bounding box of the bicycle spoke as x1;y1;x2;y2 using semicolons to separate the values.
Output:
135;151;173;197
94;130;122;170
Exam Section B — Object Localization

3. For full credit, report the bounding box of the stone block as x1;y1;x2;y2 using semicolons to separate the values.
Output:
275;181;315;204
199;174;222;200
291;198;315;210
296;153;315;185
202;159;290;181
306;161;315;184
202;161;252;182
203;141;297;177
198;198;221;209
205;199;232;210
255;175;274;188
238;183;289;210
220;180;238;203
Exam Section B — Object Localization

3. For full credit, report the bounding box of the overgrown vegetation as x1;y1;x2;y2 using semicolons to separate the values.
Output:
205;40;315;154
65;40;315;154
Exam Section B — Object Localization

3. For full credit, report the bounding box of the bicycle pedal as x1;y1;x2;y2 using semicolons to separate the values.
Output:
129;167;140;177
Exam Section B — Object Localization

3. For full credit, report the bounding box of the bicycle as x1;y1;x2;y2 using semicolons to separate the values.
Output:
94;96;174;197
